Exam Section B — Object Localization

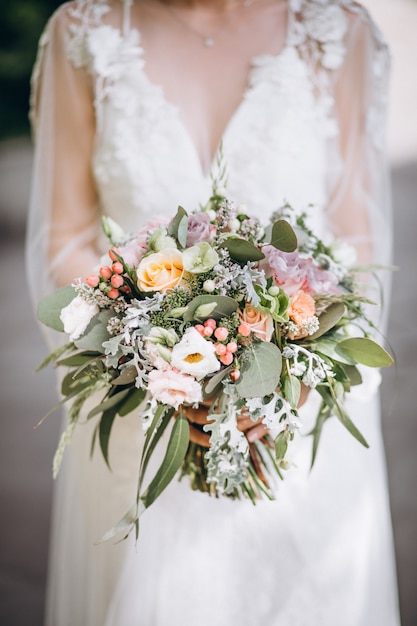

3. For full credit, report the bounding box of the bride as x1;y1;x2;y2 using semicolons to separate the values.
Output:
27;0;401;624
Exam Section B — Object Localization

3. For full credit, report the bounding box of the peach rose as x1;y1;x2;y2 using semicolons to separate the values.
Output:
288;290;316;327
137;248;184;292
238;304;274;341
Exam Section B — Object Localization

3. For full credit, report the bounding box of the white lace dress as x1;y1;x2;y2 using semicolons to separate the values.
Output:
28;1;400;624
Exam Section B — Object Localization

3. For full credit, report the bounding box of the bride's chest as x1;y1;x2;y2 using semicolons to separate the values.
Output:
88;27;335;230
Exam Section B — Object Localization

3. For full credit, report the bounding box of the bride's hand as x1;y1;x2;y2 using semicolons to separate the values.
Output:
181;384;310;448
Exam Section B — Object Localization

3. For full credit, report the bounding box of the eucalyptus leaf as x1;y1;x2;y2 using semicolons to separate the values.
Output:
284;374;301;409
316;385;369;448
57;351;102;367
336;337;393;368
37;285;77;331
74;311;113;353
307;302;346;340
140;414;190;509
269;219;297;252
341;364;362;387
313;338;356;365
275;430;289;461
99;408;118;468
183;295;238;322
167;205;188;248
235;342;282;398
219;238;265;264
309;402;331;468
118;388;147;417
95;503;138;545
204;365;233;397
87;389;130;420
111;366;137;386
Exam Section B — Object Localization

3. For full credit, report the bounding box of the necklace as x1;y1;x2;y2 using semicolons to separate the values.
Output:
163;0;257;48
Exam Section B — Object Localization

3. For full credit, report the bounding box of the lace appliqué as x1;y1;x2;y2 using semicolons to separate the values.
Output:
66;0;111;68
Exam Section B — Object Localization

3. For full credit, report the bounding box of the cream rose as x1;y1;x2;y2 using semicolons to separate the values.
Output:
147;367;202;410
239;304;274;341
137;248;183;292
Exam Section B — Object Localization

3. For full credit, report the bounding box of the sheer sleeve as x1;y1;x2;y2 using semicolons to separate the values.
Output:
27;4;101;308
326;6;392;278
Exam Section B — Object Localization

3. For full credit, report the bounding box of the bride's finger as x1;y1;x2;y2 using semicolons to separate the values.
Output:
188;424;211;447
245;422;268;443
182;405;214;425
236;414;263;431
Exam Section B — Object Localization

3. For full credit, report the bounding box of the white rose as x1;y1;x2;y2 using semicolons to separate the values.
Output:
171;327;220;380
304;4;347;44
60;296;99;341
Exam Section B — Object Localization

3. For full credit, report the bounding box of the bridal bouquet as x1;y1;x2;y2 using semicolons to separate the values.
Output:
37;177;392;538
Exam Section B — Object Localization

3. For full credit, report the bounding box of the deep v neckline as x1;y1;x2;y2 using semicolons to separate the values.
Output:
126;2;294;177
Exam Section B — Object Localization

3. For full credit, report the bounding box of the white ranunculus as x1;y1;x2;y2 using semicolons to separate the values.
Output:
60;296;99;341
171;327;220;380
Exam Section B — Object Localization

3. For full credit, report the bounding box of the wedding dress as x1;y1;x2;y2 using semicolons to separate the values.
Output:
27;1;400;624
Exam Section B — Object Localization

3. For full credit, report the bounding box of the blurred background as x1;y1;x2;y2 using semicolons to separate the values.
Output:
0;0;416;624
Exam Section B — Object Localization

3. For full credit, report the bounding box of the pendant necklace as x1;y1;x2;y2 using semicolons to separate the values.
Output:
164;0;257;48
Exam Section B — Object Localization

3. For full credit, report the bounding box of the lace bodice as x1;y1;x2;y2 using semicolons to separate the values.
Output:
31;0;389;245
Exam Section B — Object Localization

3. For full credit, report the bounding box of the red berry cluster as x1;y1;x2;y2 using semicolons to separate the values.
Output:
85;247;131;299
194;318;253;381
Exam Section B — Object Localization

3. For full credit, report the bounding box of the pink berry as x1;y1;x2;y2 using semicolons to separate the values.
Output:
214;327;228;341
220;352;234;366
194;324;205;335
112;261;124;275
108;288;119;299
108;247;120;262
238;322;251;337
204;318;217;329
203;326;214;337
215;343;227;356
85;274;99;288
226;342;238;353
229;369;241;382
111;274;124;288
99;266;112;280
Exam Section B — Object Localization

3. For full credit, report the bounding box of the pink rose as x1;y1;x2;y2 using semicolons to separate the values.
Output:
305;263;339;296
186;212;212;247
260;247;309;296
147;367;202;410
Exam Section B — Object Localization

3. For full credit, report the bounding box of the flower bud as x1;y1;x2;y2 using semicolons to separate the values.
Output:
111;274;124;288
203;279;216;293
86;274;99;288
108;288;119;299
214;327;228;341
99;266;112;280
220;352;234;366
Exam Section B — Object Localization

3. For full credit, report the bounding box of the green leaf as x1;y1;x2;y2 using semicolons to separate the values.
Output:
167;205;188;248
316;385;369;448
87;389;130;420
74;311;113;353
284;374;301;409
204;365;233;397
336;337;394;368
307;302;346;340
309;402;331;468
35;342;74;372
37;286;77;331
183;295;238;322
111;366;137;386
140;414;190;509
99;408;118;468
57;351;102;367
341;364;363;387
139;408;174;487
219;238;265;264
95;503;138;545
275;430;289;461
314;338;355;365
269;219;297;252
235;342;282;398
118;388;147;417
